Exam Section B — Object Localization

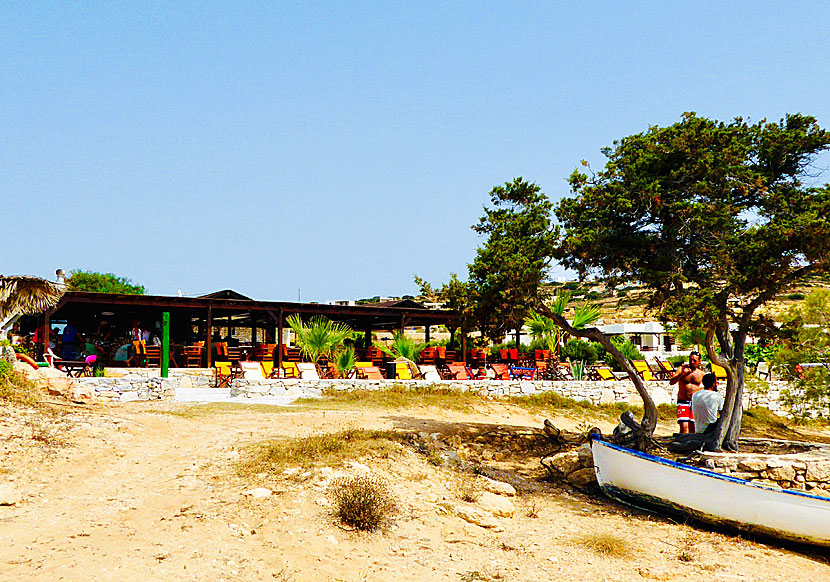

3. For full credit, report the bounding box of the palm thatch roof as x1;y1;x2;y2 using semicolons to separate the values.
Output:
0;276;64;321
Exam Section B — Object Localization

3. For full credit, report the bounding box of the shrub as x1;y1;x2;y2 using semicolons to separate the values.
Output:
327;474;397;531
787;293;806;300
560;339;597;365
668;355;687;367
603;338;644;371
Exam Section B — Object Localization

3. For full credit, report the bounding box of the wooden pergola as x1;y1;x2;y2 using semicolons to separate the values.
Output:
40;290;460;366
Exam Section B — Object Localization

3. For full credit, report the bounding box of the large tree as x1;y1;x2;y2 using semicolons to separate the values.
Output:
468;178;559;343
554;112;830;450
66;270;145;294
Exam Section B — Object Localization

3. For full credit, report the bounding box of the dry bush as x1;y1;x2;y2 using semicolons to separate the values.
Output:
576;531;632;558
327;474;397;531
0;368;40;406
452;473;479;502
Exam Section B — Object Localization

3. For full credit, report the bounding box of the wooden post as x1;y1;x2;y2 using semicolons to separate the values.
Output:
364;326;372;349
161;312;170;378
206;305;213;367
42;312;51;356
462;326;467;364
425;324;431;344
277;308;284;369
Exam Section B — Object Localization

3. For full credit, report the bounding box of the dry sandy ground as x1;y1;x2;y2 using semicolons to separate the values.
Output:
0;399;828;582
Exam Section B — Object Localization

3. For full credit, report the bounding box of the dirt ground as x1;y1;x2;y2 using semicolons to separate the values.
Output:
1;398;828;582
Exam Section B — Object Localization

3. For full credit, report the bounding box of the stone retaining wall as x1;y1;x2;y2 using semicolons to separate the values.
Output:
74;369;789;414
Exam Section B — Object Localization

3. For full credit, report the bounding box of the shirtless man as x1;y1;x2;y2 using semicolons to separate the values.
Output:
670;351;705;434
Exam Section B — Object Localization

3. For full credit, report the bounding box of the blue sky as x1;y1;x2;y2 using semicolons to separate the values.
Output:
4;2;829;301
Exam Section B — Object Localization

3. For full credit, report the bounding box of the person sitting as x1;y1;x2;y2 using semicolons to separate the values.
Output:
691;372;724;434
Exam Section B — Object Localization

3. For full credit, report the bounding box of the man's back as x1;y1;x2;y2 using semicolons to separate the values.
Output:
691;389;724;433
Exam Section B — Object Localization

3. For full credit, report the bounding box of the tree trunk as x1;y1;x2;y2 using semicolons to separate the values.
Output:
538;306;658;443
705;327;746;451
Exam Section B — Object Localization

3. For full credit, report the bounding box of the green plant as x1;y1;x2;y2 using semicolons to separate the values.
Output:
560;339;597;365
787;293;806;300
286;314;352;363
571;360;586;381
376;330;425;362
327;474;397;531
334;346;356;378
603;337;644;371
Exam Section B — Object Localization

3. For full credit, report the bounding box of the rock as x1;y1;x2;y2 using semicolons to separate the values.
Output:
69;384;96;404
477;476;516;497
119;391;140;403
806;460;830;482
648;385;673;407
453;504;504;531
545;451;581;475
599;389;615;406
764;462;796;482
40;376;75;396
477;491;515;517
0;484;22;506
576;444;593;466
737;456;769;473
567;467;598;487
242;487;273;499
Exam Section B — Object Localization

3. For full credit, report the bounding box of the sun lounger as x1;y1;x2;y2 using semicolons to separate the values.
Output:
260;361;275;378
511;366;536;380
445;363;470;380
282;361;299;378
239;361;265;381
593;366;616;381
711;364;727;380
418;365;442;381
356;365;384;380
297;362;320;380
653;357;674;379
632;360;657;381
490;363;511;380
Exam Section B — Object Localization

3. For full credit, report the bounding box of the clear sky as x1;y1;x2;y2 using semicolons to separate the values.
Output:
4;2;829;302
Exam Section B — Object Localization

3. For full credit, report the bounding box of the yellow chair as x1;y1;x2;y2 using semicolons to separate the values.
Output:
632;360;657;381
214;361;234;388
282;361;299;378
711;364;728;380
260;361;275;378
396;362;412;380
595;367;616;381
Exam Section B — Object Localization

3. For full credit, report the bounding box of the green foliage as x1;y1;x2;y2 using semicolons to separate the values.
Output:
603;337;644;371
377;331;425;362
556;112;830;443
780;368;830;423
286;314;353;363
327;474;398;531
668;355;688;367
334;347;356;378
524;292;601;357
468;178;559;343
744;343;775;370
66;270;145;294
787;293;806;300
560;339;597;365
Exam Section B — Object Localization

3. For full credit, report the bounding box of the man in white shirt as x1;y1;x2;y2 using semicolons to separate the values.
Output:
691;372;724;434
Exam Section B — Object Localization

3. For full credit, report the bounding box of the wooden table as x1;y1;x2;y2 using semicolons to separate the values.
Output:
57;360;91;377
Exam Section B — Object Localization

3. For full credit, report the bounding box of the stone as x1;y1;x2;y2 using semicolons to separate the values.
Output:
119;391;140;403
737;456;769;473
242;487;273;499
567;467;598;487
764;462;796;482
545;451;581;475
453;504;504;531
40;376;75;397
648;385;673;407
598;389;615;406
0;484;22;506
576;444;593;466
69;384;96;404
477;491;515;517
477;476;516;497
806;460;830;482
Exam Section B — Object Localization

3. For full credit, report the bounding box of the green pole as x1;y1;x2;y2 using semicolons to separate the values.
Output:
162;312;170;378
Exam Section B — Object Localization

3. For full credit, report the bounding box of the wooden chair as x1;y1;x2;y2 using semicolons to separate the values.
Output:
281;345;301;362
632;360;657;381
490;363;511;380
445;363;470;380
226;346;242;365
420;347;436;365
356;365;385;379
145;344;162;368
653;357;674;379
213;361;235;388
130;340;147;367
183;345;203;368
366;346;385;367
254;343;275;361
282;361;299;378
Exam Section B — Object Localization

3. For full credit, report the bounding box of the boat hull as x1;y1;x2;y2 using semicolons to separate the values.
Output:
591;437;830;547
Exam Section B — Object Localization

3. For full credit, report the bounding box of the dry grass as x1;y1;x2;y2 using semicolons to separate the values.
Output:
237;428;408;476
296;384;480;412
151;402;291;418
326;474;397;531
452;472;480;502
0;370;40;406
576;531;633;558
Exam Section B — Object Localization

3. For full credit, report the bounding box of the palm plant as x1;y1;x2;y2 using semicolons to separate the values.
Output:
0;275;64;331
525;291;602;358
377;330;426;363
286;314;353;364
333;346;357;378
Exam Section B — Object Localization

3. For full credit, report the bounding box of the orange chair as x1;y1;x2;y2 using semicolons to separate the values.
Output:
445;363;470;380
490;363;511;380
356;365;385;380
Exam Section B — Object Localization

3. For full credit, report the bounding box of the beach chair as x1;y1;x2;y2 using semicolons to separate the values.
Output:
213;361;235;388
445;363;470;380
356;365;385;380
260;360;275;378
282;361;299;379
556;361;574;380
394;362;412;380
239;360;265;381
756;361;770;381
632;360;657;381
254;343;275;362
490;363;511;380
711;364;728;380
296;362;320;380
511;366;536;380
418;365;442;381
129;340;147;367
653;357;674;379
593;366;616;381
420;347;436;365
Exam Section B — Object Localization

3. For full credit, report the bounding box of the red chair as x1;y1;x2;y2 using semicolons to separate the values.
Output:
445;363;469;380
491;363;511;380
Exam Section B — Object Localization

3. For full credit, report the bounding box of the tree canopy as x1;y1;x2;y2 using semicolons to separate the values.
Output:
468;178;558;343
554;112;830;449
66;270;145;295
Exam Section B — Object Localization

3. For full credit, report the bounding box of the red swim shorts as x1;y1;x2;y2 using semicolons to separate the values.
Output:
677;400;694;423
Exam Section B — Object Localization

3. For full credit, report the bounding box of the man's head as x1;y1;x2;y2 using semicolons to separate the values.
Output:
702;372;717;390
689;351;701;368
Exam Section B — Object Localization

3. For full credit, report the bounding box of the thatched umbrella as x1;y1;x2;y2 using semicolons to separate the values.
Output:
0;275;64;329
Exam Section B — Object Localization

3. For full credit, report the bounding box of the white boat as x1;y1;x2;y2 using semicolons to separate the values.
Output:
591;436;830;547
